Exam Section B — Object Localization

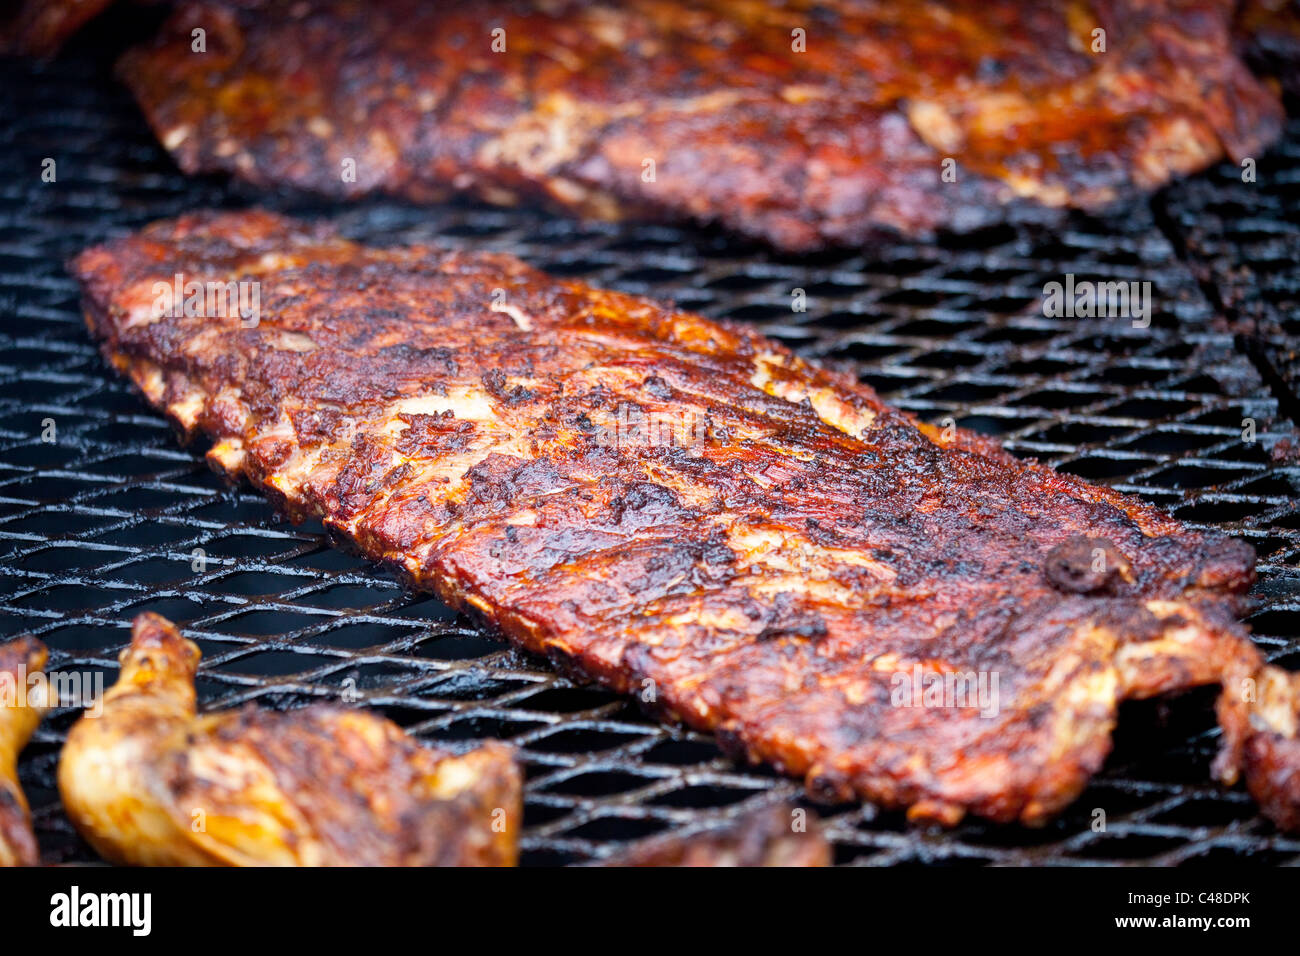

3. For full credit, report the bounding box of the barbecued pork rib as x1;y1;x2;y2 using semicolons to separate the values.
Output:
73;210;1300;830
59;612;521;866
117;0;1283;252
0;637;47;867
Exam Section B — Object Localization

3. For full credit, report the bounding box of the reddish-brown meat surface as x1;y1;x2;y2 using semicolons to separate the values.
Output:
72;210;1300;828
117;0;1283;251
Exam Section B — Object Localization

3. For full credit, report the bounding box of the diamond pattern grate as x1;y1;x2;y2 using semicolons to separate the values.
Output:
1;16;1299;865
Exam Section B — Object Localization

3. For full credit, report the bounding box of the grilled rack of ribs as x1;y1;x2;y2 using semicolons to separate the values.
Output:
72;210;1300;830
59;612;521;865
0;636;47;867
116;0;1283;252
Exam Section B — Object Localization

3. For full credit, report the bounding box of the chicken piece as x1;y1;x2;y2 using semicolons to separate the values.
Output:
596;805;831;867
72;210;1300;830
59;613;521;866
117;0;1282;252
0;636;48;867
1217;664;1300;832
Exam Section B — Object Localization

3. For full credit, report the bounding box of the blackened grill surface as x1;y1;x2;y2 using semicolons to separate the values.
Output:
2;14;1300;865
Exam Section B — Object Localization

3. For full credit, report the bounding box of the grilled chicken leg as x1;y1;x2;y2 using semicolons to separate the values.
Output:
59;613;521;866
0;636;48;867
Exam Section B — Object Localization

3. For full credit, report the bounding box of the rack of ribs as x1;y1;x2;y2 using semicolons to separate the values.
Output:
117;0;1283;252
72;210;1300;830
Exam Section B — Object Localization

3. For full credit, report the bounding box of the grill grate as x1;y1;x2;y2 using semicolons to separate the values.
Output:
2;16;1299;866
1155;110;1300;420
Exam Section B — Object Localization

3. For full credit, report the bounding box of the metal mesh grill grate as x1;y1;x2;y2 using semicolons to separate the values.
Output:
1156;113;1300;421
2;21;1299;866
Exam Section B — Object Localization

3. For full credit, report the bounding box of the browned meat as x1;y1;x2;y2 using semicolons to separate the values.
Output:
117;0;1282;252
59;612;521;865
72;210;1300;829
1217;665;1300;831
0;636;47;866
596;805;831;866
0;0;113;57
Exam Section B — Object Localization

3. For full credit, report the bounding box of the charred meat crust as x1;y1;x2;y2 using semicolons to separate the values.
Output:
116;0;1283;252
72;210;1300;830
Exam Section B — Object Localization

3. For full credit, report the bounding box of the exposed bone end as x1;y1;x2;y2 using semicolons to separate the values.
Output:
118;613;202;689
167;392;204;434
206;439;247;478
907;798;966;828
